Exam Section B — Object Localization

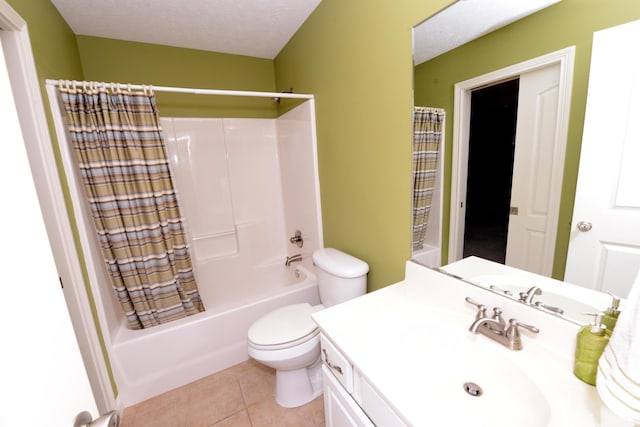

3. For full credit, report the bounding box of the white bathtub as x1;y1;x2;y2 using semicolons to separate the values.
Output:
111;263;320;406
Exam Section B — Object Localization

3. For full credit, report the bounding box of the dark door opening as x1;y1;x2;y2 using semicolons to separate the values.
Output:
463;79;519;263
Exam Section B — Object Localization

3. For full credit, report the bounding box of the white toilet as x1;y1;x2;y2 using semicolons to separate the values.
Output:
247;248;369;408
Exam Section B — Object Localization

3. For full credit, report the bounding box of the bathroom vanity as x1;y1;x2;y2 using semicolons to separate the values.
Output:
312;259;618;426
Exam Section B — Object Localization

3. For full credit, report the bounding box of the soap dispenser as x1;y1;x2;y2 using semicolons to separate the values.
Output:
602;292;621;332
573;312;609;386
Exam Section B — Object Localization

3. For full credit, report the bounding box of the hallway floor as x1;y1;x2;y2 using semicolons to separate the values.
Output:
120;359;325;427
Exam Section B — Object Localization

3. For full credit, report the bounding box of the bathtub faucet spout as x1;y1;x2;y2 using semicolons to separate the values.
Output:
285;254;303;267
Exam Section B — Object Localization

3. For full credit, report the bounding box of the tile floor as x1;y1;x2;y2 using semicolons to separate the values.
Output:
120;359;325;427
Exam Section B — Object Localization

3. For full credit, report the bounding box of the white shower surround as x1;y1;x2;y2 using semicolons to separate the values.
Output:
53;99;323;407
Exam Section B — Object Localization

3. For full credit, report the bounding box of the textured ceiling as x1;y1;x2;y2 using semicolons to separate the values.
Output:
414;0;562;65
51;0;322;59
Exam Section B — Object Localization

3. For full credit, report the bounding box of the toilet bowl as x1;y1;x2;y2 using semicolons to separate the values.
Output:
247;248;368;408
247;303;323;407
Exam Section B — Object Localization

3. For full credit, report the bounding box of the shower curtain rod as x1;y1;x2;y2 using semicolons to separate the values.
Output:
44;79;313;100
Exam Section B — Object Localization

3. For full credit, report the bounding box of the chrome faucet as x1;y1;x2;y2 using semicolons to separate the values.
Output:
465;297;539;351
517;287;563;314
519;286;542;304
285;254;303;267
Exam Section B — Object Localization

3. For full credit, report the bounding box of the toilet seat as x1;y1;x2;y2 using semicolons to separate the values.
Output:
248;303;320;351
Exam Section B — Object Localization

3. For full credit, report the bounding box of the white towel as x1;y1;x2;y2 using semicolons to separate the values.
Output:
597;272;640;424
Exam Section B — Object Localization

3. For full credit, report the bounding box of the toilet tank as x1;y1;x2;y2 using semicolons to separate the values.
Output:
312;248;369;307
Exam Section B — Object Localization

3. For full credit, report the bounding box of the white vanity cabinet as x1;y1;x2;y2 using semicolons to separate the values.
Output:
322;365;373;427
320;334;406;427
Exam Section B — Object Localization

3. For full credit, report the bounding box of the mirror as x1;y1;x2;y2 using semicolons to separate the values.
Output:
411;0;639;324
410;0;562;272
438;256;613;326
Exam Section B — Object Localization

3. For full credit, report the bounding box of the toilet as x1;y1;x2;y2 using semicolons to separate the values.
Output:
247;248;369;408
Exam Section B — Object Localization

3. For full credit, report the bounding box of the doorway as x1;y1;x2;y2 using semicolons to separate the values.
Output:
449;47;575;276
463;79;519;263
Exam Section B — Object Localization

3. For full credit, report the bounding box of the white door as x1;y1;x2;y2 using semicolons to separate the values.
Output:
565;20;640;297
449;49;573;272
506;63;562;276
0;39;98;427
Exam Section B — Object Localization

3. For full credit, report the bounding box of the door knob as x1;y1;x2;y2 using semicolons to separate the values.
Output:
576;221;592;232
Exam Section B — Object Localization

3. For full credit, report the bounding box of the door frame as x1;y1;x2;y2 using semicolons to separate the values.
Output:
0;1;115;412
448;47;575;274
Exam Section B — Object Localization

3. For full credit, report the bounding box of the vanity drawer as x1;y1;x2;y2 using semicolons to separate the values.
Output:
321;334;354;393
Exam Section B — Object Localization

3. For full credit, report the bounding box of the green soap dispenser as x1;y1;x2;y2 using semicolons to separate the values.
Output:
573;312;609;386
602;292;621;332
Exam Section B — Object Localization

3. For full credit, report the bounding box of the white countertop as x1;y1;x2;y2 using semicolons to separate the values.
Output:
312;261;606;426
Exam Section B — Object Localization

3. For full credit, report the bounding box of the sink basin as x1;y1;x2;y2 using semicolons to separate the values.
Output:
468;274;598;323
364;308;551;427
405;341;550;426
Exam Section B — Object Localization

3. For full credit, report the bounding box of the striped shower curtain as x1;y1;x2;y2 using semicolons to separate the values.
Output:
412;106;445;251
58;82;204;329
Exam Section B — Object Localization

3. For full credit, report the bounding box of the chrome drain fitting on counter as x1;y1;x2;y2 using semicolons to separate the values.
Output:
463;382;483;397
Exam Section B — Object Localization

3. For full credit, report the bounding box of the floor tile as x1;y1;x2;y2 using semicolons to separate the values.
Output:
117;359;325;427
126;385;191;427
210;410;252;427
234;359;276;405
246;396;320;427
187;370;245;426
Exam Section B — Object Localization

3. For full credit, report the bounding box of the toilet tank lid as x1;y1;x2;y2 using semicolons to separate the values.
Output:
312;248;369;278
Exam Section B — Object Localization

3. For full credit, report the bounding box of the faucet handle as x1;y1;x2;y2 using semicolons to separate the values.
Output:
512;319;539;333
506;318;539;341
489;285;513;296
534;301;564;314
465;297;487;320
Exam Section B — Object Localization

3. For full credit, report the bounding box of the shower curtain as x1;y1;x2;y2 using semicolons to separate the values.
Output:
412;106;445;251
58;82;204;330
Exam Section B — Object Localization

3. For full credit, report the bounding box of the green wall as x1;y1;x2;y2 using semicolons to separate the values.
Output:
76;36;279;118
7;0;83;82
275;0;454;291
414;0;640;279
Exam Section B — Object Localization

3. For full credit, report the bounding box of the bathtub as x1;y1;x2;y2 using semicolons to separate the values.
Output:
111;262;320;406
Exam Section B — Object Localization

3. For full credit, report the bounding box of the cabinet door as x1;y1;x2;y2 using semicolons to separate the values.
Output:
323;366;374;427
